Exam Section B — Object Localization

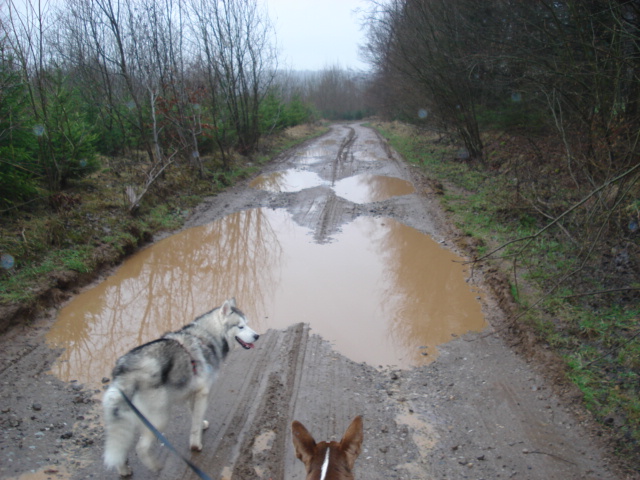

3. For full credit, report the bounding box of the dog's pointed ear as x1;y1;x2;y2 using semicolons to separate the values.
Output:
221;298;235;316
340;416;363;470
291;420;317;467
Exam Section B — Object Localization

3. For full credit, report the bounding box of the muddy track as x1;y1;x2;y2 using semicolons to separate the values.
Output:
0;123;632;480
332;125;356;182
373;127;400;165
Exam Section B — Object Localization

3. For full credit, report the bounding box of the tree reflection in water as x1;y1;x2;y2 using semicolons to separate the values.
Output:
47;209;486;384
48;208;283;383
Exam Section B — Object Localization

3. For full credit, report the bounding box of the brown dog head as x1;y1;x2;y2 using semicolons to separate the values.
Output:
291;416;363;480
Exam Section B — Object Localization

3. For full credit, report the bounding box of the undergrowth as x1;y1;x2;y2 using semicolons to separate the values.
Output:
374;121;640;470
0;124;327;308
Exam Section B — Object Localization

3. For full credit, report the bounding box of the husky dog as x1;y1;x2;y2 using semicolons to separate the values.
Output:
102;298;259;477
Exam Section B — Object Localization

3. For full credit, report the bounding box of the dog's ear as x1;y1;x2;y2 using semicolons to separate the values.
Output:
340;416;363;470
291;420;317;467
221;298;235;316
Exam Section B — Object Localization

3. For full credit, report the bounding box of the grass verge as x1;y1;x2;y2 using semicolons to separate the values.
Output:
373;121;640;471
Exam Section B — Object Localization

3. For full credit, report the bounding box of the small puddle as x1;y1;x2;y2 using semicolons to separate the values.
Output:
248;169;325;192
47;209;485;385
333;174;415;203
293;147;327;165
251;171;415;203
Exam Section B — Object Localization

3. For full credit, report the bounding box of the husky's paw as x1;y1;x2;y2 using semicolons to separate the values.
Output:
202;420;209;430
117;464;132;477
189;428;204;451
138;452;161;473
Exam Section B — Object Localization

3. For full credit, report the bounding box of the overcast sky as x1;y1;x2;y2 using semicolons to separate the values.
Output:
262;0;371;71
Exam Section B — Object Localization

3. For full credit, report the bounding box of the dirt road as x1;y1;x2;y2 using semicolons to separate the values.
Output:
0;123;628;479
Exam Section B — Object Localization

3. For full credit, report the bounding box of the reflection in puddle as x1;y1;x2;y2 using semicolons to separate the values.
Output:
249;169;325;192
48;209;485;384
251;171;415;204
294;147;327;165
48;209;282;383
333;174;415;203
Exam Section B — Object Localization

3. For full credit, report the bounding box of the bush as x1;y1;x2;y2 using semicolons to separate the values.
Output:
260;92;315;133
0;59;40;208
37;80;100;189
476;98;548;133
0;148;39;209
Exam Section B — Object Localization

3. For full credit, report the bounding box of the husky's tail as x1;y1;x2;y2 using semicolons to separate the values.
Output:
102;381;139;473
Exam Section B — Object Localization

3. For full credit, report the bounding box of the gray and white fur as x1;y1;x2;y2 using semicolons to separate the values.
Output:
102;298;259;477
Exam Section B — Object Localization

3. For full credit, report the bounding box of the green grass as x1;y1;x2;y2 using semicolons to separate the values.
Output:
53;247;94;273
565;305;640;447
100;231;140;255
0;246;94;303
146;204;185;231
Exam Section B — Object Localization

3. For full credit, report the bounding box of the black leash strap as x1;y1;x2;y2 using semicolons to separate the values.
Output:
118;389;212;480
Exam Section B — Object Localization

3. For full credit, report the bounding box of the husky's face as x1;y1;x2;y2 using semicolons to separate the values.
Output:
221;298;260;350
232;315;260;350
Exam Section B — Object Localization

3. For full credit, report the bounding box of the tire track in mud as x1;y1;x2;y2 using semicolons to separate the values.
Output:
331;125;356;183
288;188;355;244
305;125;358;243
313;192;340;244
225;323;311;480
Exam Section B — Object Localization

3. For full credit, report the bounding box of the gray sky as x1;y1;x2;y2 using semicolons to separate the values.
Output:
263;0;370;71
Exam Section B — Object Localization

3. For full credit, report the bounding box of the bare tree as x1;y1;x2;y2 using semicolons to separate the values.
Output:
56;0;201;208
301;66;369;120
364;0;486;160
4;0;280;207
188;0;276;164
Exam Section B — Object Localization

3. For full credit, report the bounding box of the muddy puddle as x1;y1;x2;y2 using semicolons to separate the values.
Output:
250;170;415;202
249;169;325;193
332;174;415;203
47;208;485;385
292;147;327;165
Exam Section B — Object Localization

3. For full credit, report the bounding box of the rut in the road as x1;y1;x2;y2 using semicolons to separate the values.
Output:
332;125;356;183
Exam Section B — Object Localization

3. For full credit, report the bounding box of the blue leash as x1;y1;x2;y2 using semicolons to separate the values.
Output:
118;389;213;480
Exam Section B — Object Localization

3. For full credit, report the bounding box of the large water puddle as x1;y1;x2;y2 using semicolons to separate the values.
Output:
47;208;485;385
250;171;415;203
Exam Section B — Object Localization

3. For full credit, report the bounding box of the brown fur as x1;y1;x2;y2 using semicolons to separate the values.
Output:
291;416;363;480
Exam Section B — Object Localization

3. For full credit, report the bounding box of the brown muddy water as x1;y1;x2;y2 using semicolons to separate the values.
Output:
333;174;415;203
47;207;486;385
